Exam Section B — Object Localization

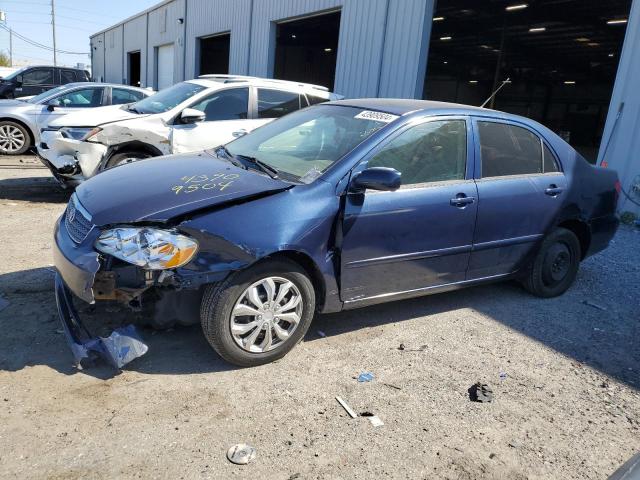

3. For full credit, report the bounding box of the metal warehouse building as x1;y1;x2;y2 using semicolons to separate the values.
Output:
91;0;640;213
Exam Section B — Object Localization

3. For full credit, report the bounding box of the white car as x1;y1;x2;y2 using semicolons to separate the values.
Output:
0;82;151;155
38;75;340;186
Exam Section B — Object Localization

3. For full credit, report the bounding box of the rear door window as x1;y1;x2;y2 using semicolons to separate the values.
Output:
367;119;467;186
23;68;54;85
60;69;77;84
112;88;145;105
257;89;301;118
189;87;249;121
478;121;542;177
306;94;328;106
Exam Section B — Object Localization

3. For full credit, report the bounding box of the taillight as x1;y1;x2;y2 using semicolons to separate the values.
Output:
614;180;621;204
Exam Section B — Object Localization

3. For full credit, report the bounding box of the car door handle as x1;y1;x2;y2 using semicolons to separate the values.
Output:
450;194;475;207
545;185;563;196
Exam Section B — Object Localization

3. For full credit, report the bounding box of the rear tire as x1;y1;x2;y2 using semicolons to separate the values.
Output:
522;227;581;298
105;150;153;169
200;259;316;367
0;120;30;155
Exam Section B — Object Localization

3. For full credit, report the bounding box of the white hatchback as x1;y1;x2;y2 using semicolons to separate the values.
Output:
38;75;340;186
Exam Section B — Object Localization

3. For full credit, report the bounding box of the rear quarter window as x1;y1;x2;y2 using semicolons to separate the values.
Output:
543;143;560;173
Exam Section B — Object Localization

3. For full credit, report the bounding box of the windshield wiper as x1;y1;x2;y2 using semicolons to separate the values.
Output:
235;154;279;179
215;146;246;169
127;105;141;114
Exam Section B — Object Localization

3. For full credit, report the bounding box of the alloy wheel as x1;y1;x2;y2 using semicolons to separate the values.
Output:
230;276;303;353
0;124;26;153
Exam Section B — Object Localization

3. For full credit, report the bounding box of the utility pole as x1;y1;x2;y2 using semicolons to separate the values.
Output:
51;0;57;66
9;28;12;67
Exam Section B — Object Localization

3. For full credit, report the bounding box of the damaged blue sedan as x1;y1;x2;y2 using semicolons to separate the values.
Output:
53;99;620;368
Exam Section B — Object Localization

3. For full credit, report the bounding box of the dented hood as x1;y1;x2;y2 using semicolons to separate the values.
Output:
75;152;290;226
47;104;150;128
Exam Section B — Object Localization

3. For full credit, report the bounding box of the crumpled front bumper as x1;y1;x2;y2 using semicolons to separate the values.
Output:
38;131;107;181
55;273;148;369
53;216;148;369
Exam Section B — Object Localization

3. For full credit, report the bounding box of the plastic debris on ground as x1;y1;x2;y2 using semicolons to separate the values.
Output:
335;396;357;418
0;296;9;313
226;444;257;465
357;372;374;382
469;382;494;403
583;300;607;311
361;412;384;427
499;372;507;381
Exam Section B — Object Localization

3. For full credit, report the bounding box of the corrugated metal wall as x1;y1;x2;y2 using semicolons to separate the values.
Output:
123;15;148;86
90;33;105;82
184;0;252;76
146;0;186;88
104;27;123;83
597;0;640;214
91;0;433;97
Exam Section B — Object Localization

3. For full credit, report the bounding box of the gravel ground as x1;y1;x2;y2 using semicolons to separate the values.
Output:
0;154;638;480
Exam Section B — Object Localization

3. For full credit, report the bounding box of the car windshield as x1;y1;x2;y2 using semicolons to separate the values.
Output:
26;85;73;104
224;105;394;183
129;82;206;114
1;67;28;81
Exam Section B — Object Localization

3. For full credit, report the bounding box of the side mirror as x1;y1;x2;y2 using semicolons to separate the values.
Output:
46;99;61;111
15;74;22;85
180;108;205;124
350;167;401;193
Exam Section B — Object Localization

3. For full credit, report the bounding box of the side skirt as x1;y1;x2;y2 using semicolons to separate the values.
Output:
341;272;513;310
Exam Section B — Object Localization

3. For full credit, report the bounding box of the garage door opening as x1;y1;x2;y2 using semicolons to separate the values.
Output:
128;51;141;87
198;33;230;76
273;10;341;90
423;0;632;163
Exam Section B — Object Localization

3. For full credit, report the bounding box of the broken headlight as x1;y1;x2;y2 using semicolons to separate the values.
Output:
59;127;96;141
95;227;198;270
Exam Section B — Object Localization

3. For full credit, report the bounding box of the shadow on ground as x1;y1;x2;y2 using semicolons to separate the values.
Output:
0;258;638;386
0;177;71;203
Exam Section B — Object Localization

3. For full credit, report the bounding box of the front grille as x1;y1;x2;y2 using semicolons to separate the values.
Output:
64;196;93;243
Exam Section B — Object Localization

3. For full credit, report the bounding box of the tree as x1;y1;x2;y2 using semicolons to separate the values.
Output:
0;51;10;67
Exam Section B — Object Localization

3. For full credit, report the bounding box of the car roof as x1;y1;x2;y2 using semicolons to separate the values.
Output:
17;65;87;71
187;75;332;95
60;82;151;93
327;98;547;126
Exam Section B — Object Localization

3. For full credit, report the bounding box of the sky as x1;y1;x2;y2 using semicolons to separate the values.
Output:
0;0;158;69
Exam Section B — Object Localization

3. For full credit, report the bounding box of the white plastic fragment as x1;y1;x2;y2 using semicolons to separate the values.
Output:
368;415;384;427
335;396;357;418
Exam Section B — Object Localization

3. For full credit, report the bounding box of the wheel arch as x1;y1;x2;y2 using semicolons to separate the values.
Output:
557;218;591;260
0;117;35;148
260;250;327;312
102;140;164;169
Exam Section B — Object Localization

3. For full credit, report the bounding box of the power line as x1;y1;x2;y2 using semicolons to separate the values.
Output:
0;24;88;54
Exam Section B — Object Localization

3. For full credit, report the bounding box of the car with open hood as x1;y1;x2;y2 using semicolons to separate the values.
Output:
0;82;150;155
52;99;620;368
38;75;340;187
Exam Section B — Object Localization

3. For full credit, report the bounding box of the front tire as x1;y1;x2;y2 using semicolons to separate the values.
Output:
200;259;316;367
522;227;581;298
0;120;30;155
105;150;153;169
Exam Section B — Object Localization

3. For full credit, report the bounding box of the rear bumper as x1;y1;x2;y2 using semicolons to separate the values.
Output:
587;214;620;257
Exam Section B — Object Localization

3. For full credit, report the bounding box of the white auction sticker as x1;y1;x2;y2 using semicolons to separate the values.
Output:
354;110;399;123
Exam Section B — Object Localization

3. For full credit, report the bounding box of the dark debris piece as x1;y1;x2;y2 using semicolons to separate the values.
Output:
468;382;493;403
